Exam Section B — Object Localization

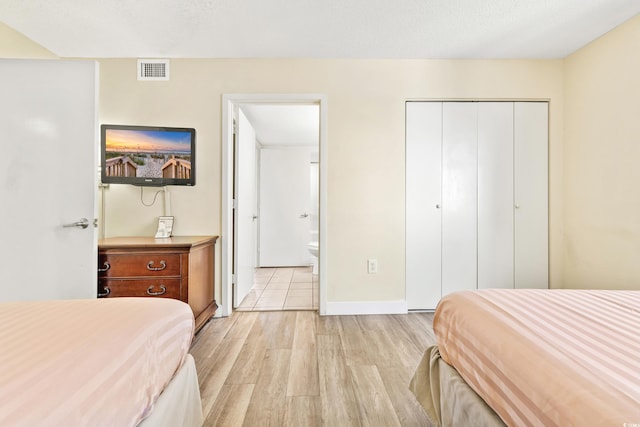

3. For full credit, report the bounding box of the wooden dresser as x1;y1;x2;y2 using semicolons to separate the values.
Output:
98;236;218;332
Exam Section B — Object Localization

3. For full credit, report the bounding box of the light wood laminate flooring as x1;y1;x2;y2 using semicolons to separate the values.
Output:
191;310;436;426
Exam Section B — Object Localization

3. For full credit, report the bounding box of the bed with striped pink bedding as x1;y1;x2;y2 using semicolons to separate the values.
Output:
412;289;640;426
0;297;195;427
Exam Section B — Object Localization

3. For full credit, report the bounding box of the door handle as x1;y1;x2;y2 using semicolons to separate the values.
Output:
299;213;309;218
63;218;90;229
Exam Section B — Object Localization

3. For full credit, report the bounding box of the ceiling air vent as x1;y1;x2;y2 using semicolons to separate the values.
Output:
137;59;170;81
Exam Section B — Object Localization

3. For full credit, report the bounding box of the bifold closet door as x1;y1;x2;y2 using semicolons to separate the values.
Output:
515;102;548;289
441;103;477;296
477;103;514;289
406;101;548;309
406;102;442;310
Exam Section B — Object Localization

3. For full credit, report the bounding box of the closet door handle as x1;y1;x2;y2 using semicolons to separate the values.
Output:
436;204;441;209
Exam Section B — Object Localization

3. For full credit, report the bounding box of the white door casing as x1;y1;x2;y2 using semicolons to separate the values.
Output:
233;109;258;307
0;59;98;301
259;147;311;267
221;94;327;316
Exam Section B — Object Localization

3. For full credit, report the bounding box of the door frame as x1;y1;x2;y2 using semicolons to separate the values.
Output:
221;93;328;316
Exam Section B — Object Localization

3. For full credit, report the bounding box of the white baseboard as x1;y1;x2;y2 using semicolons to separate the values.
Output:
324;300;408;315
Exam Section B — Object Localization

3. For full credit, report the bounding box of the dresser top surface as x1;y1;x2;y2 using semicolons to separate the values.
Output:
99;235;218;249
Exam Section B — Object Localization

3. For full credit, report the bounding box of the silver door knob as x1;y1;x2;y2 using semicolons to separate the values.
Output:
435;204;441;209
63;218;89;229
252;215;258;221
299;213;309;218
515;204;521;209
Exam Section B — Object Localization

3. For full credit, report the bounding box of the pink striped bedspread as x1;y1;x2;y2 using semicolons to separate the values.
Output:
0;297;195;427
434;289;640;426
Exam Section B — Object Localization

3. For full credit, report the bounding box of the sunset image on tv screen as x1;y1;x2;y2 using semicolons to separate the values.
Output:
104;129;192;179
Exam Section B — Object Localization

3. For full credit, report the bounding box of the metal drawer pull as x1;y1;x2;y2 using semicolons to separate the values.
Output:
147;285;167;296
98;287;110;297
147;260;167;271
98;261;110;272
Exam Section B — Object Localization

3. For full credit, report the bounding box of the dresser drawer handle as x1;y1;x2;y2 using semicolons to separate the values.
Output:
147;285;167;296
98;261;110;272
98;287;110;297
147;260;167;271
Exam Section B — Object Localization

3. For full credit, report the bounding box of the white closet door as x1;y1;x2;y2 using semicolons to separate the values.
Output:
514;102;549;289
477;102;514;289
406;102;442;310
442;103;477;296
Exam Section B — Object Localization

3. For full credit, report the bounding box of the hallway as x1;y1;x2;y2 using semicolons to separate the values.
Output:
236;267;318;311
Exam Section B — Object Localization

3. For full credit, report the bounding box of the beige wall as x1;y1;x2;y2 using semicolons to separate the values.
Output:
97;59;565;304
0;21;56;58
563;15;640;290
1;21;571;305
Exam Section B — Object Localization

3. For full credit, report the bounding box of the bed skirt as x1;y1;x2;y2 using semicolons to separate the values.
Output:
138;354;203;427
409;346;506;427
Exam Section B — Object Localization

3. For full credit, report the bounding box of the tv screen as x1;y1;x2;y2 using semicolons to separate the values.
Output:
101;124;195;186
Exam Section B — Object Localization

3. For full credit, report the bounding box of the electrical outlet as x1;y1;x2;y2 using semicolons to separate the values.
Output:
367;258;378;274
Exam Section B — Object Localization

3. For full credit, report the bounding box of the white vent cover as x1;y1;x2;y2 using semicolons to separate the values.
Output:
137;59;170;81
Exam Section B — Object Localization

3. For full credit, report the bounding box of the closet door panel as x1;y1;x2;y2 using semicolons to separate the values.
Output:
406;102;442;309
514;102;549;289
478;102;514;289
442;102;477;296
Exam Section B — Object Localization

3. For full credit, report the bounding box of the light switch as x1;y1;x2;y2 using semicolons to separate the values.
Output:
367;259;378;274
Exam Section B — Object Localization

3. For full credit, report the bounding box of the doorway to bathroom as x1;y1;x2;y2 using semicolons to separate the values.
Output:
221;94;327;316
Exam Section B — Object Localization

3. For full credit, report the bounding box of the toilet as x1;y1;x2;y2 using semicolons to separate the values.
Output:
308;230;319;274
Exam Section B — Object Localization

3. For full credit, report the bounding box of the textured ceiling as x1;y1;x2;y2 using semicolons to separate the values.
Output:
0;0;638;59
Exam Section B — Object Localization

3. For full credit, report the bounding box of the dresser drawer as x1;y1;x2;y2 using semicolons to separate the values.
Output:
98;279;182;299
98;254;182;277
98;236;218;332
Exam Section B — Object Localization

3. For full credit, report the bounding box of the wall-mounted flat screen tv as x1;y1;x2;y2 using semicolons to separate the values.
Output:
101;124;195;186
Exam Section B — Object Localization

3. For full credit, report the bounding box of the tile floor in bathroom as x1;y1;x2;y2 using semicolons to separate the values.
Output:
235;266;319;311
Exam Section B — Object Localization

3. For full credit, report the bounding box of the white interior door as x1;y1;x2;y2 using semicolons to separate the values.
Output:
233;109;258;307
442;102;477;296
406;102;442;310
0;59;98;301
259;148;311;266
515;102;549;289
478;102;514;289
